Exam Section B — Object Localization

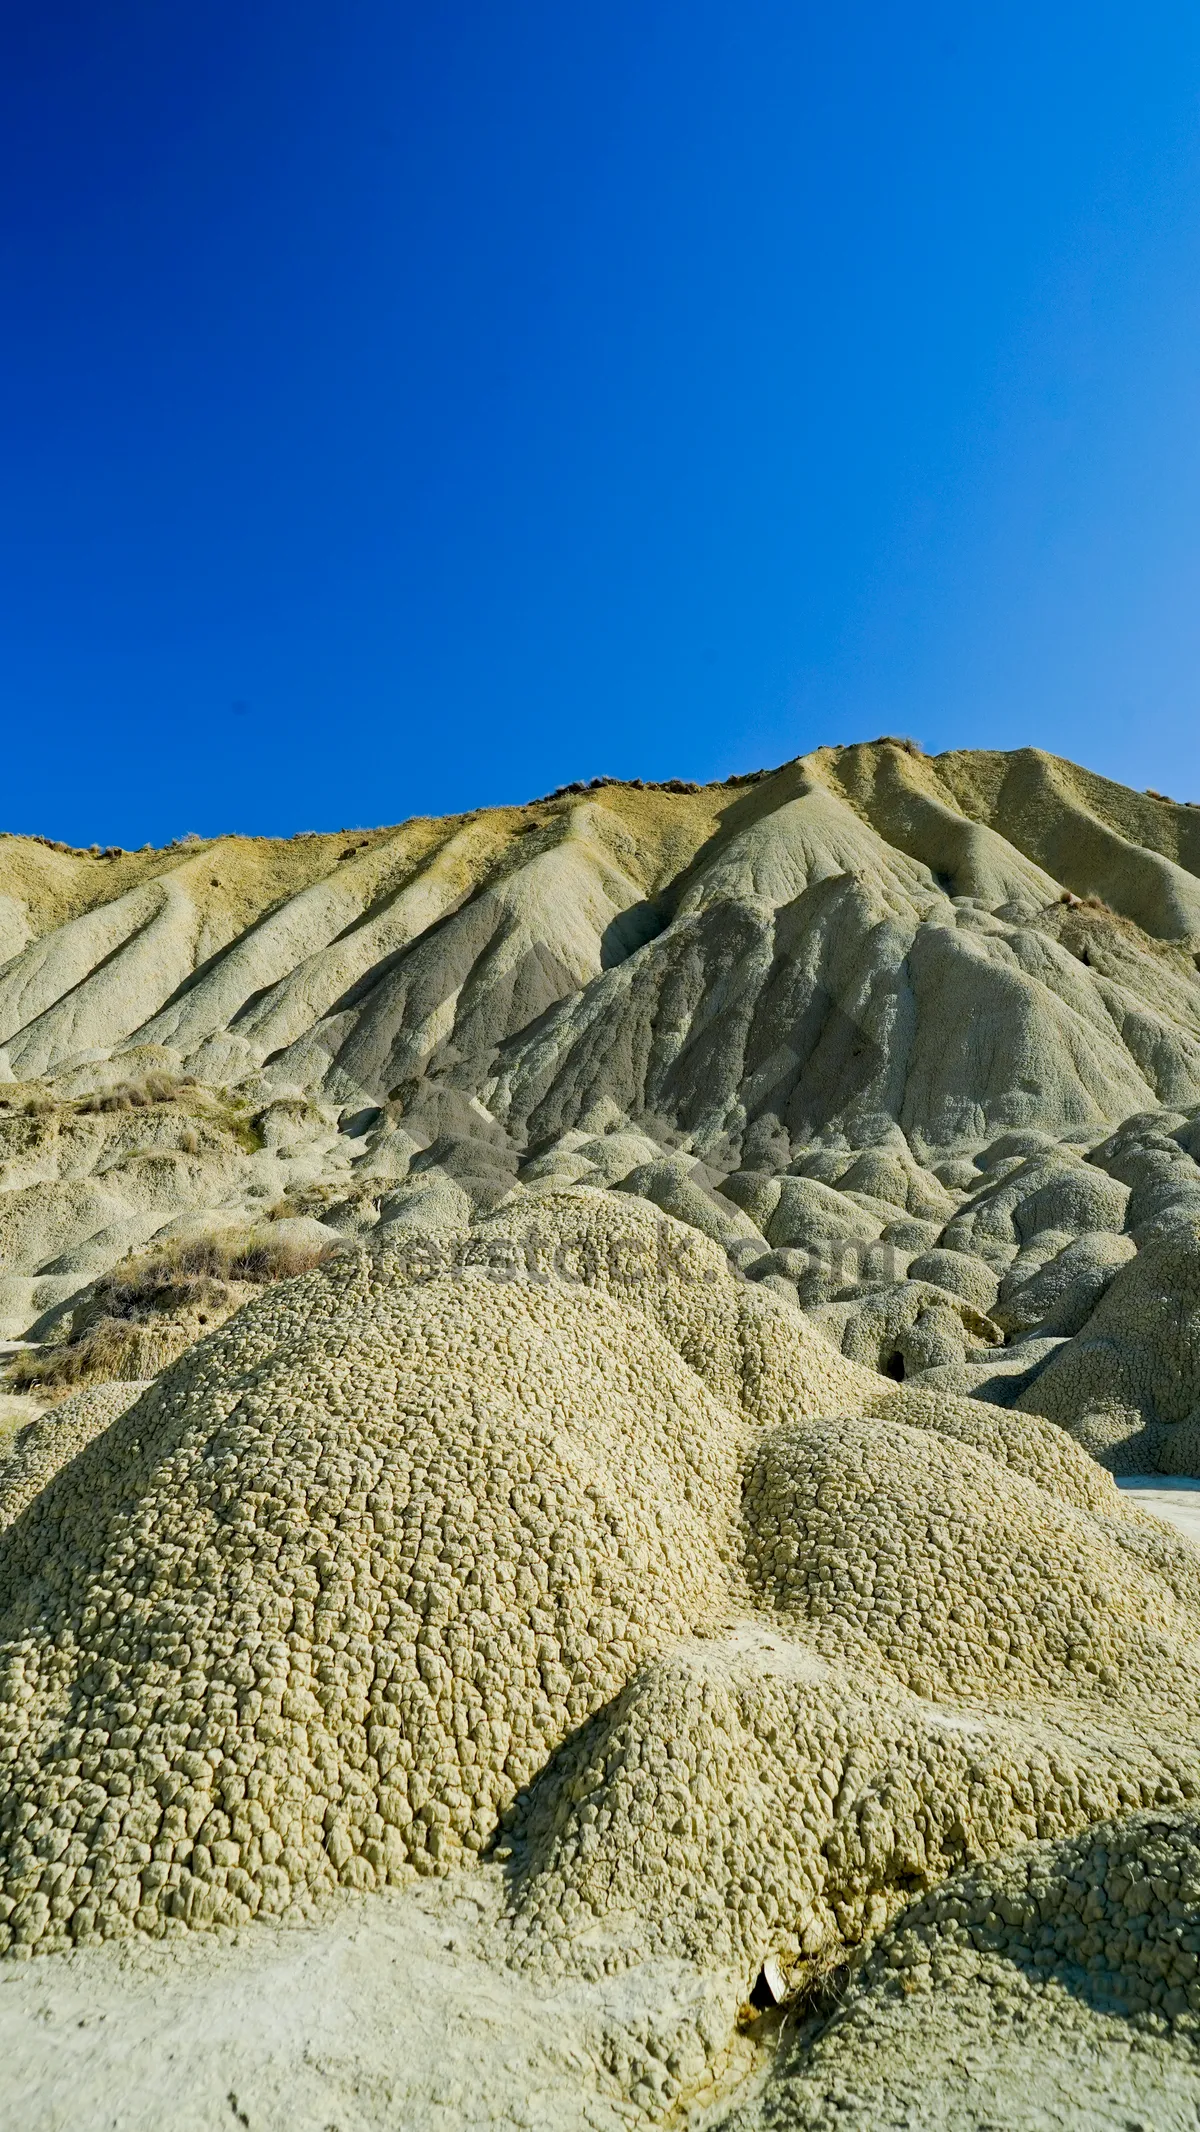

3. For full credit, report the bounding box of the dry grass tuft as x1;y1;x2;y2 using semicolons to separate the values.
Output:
3;1074;267;1157
9;1227;341;1392
0;1090;56;1118
12;1318;189;1391
74;1072;195;1113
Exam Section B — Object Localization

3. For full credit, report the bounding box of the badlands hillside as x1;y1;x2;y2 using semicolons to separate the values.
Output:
2;738;1200;2127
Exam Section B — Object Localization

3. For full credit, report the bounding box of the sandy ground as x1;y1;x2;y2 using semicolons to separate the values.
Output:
0;1867;757;2132
2;1479;1196;2131
1117;1476;1200;1546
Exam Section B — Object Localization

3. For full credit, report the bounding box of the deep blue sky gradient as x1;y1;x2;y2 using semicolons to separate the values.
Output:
4;1;1200;844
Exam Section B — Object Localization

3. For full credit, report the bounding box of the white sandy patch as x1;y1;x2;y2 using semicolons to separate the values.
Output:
0;1867;755;2132
1117;1475;1200;1547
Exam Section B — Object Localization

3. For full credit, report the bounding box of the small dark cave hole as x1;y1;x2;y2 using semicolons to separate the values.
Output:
883;1351;906;1382
749;1966;780;2012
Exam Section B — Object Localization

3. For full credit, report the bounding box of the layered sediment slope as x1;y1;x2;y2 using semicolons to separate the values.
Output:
4;739;1200;1472
4;740;1200;2123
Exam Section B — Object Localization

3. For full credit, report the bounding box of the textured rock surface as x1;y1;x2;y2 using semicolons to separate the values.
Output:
4;742;1200;1476
0;1194;1195;2003
4;744;1200;2123
0;1379;149;1532
717;1811;1200;2130
0;1865;757;2132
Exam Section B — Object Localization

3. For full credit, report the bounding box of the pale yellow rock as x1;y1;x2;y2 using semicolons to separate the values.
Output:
0;1195;1194;2003
0;748;1198;2120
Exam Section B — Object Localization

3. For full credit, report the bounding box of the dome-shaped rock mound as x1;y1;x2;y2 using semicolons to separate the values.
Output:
718;1809;1200;2129
469;1185;882;1425
3;1188;1200;1981
502;1410;1200;1993
0;1378;150;1533
0;1245;758;1953
741;1413;1200;1702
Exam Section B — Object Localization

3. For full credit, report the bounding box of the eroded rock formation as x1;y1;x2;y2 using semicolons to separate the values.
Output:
4;741;1200;2120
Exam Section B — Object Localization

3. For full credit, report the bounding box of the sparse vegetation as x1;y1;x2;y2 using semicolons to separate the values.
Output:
1036;888;1196;974
8;1225;341;1392
0;1073;267;1163
74;1071;196;1113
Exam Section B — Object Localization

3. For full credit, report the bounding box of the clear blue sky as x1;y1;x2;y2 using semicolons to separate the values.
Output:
4;2;1200;846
